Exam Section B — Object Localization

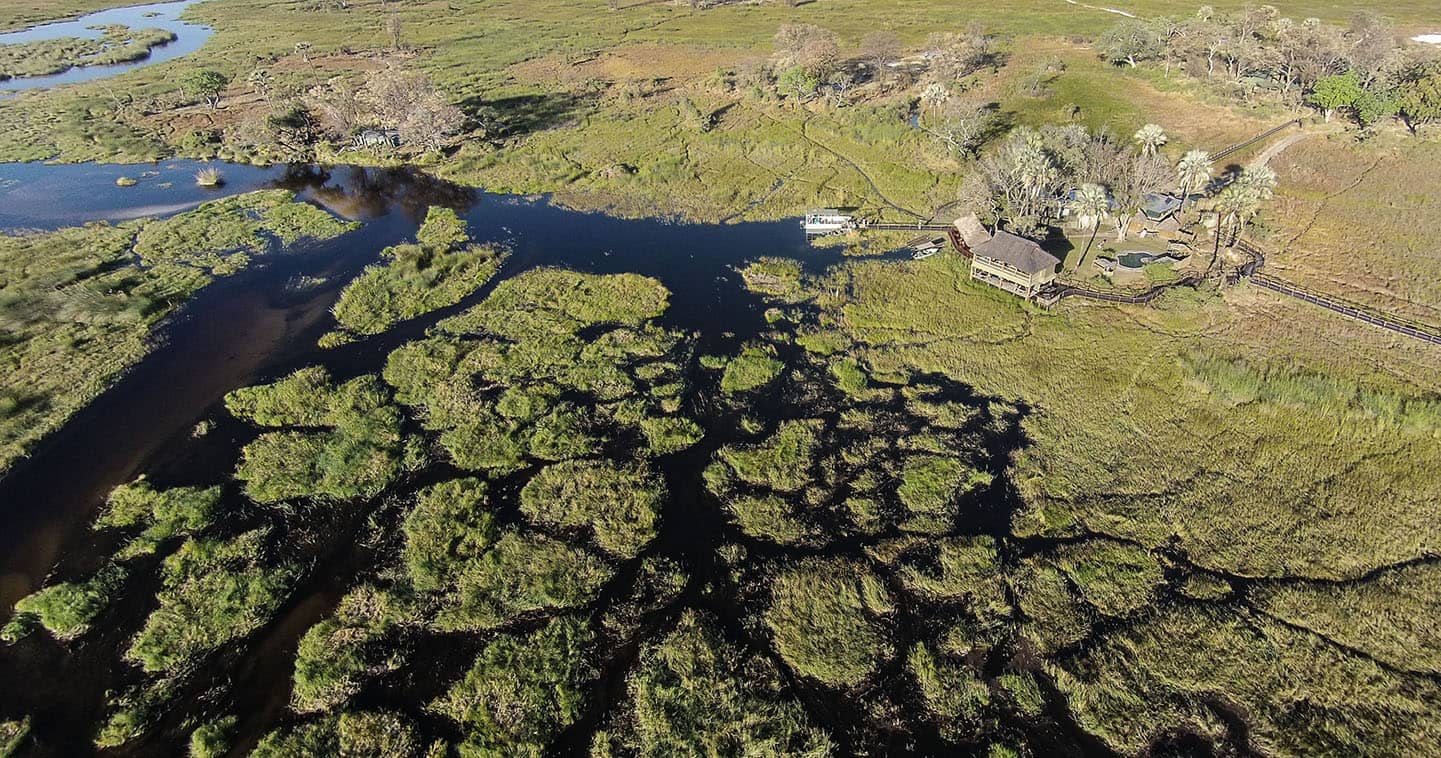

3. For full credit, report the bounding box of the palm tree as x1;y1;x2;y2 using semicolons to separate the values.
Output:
919;81;950;113
1175;149;1212;214
1234;164;1277;201
1068;183;1109;272
1211;185;1259;269
1133;123;1168;156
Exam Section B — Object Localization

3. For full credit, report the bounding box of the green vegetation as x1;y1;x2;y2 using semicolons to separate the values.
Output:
0;191;353;475
435;532;611;632
126;530;295;673
1053;605;1441;756
717;419;822;492
252;711;422;758
433;615;594;755
909;643;989;730
385;269;689;476
1;563;125;642
1252;562;1441;674
330;207;505;339
0;718;30;758
402;478;495;592
292;585;414;713
94;478;221;559
519;459;665;559
1053;540;1165;617
897;455;991;534
765;559;893;687
188;716;236;758
229;368;406;503
0;25;175;79
132;190;356;274
719;344;785;393
600;611;831;756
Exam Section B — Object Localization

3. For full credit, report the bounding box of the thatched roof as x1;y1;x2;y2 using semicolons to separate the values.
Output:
953;213;992;250
972;231;1057;275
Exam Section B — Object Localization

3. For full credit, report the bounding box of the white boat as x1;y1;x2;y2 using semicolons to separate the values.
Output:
803;209;854;235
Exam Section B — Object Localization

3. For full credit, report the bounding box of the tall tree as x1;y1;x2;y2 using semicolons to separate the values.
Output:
1397;66;1441;134
1097;19;1165;67
181;70;229;111
1133;123;1168;156
1175;149;1213;213
1068;183;1110;273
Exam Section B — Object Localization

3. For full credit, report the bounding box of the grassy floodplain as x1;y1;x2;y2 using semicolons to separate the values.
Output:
1;0;1441;753
0;190;356;475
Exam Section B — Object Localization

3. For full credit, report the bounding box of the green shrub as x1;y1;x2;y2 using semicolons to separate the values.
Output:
765;559;892;687
519;459;665;558
433;615;594;754
126;531;295;673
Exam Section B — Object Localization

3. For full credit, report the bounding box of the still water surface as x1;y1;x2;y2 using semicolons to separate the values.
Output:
0;0;211;92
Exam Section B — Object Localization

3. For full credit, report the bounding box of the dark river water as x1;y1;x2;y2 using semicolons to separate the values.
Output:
0;157;1123;757
0;0;211;92
0;159;923;755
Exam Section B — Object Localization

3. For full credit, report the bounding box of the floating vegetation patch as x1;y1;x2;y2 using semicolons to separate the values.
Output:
327;207;506;342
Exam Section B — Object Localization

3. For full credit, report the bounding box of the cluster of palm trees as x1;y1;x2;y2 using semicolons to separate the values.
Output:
1066;122;1276;275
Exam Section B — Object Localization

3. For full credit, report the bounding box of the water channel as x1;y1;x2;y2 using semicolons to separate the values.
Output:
0;0;211;92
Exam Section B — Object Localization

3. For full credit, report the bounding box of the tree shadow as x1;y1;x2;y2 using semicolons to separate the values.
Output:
457;92;595;139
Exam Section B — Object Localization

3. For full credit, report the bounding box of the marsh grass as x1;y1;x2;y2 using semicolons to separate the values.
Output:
1;562;125;642
433;615;594;755
0;25;175;79
126;530;296;673
519;459;665;559
0;192;354;475
600;611;832;756
330;207;505;339
765;559;894;688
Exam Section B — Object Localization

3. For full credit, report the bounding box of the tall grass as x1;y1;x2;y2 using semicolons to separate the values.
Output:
1183;352;1441;434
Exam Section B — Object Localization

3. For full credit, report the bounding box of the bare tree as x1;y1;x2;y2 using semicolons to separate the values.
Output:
307;79;364;137
385;13;404;50
859;31;902;81
773;23;840;77
921;98;1001;158
401;92;465;151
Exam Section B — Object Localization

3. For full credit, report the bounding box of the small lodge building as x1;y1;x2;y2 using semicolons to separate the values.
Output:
1140;193;1183;223
957;214;1059;299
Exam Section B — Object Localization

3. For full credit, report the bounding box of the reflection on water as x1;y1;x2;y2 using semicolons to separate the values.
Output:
0;0;211;92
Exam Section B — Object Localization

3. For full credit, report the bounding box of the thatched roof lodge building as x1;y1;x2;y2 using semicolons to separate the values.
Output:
953;214;1059;300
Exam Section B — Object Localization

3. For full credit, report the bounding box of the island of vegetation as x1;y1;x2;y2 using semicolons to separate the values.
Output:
0;0;1439;755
